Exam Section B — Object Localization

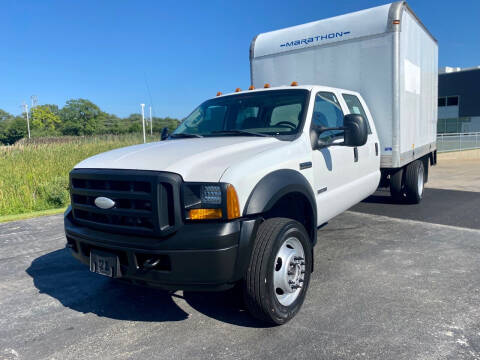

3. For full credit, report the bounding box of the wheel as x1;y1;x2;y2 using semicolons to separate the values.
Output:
389;167;405;202
243;218;312;325
404;160;425;204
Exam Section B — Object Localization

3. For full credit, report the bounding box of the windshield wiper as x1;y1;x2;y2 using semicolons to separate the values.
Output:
211;130;270;137
170;133;203;138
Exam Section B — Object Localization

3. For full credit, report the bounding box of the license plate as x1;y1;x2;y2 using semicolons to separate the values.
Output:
89;250;120;278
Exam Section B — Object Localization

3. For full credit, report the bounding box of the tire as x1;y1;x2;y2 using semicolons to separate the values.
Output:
389;167;405;203
243;217;312;325
404;160;425;204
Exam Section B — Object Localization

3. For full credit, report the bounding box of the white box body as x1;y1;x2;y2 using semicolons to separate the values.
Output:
250;1;438;168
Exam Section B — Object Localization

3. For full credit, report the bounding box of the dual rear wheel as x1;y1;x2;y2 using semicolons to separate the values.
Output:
390;159;426;204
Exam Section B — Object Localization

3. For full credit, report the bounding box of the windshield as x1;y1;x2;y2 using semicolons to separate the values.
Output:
172;89;309;138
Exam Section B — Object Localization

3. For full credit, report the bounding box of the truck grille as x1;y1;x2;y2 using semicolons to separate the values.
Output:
69;169;182;237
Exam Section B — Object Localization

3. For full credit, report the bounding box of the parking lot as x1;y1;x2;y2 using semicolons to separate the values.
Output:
1;161;479;360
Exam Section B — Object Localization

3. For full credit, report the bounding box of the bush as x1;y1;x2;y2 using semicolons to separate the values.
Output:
39;176;70;208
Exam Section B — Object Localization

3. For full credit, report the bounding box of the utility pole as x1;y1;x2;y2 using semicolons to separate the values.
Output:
22;102;31;139
140;103;146;143
149;106;153;135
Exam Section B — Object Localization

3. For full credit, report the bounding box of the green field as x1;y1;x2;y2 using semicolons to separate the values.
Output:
0;134;158;216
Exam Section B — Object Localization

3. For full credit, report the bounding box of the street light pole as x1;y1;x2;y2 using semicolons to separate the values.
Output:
140;103;146;144
23;102;31;139
149;106;153;136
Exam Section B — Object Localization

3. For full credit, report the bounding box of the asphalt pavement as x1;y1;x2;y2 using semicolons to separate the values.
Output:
1;188;480;360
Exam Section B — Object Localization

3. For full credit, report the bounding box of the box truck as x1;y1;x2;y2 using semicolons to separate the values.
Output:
64;1;437;324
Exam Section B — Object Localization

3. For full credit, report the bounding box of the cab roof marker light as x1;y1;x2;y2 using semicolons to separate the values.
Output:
216;92;222;96
248;85;255;90
264;83;270;88
235;88;242;92
291;81;298;86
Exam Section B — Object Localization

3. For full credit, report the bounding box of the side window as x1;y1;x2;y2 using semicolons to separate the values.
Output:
342;94;372;134
270;103;302;127
311;92;344;139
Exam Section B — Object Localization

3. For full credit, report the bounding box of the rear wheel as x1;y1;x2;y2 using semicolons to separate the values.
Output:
404;160;425;204
243;218;312;325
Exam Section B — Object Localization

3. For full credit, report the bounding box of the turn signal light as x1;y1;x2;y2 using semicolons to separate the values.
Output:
216;92;222;96
235;88;242;92
291;81;298;86
248;85;255;90
264;83;270;88
189;208;223;220
226;185;240;220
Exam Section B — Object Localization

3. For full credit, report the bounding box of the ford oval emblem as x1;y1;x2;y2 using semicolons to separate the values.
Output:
94;197;116;210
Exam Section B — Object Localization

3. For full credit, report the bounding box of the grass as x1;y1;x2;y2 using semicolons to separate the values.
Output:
0;207;67;223
0;134;158;217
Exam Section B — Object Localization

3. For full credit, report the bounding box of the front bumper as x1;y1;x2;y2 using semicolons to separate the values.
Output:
64;207;259;291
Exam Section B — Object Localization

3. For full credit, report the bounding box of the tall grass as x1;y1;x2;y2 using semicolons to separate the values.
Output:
0;134;158;216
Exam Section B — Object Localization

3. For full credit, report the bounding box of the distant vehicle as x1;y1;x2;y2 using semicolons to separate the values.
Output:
64;1;437;324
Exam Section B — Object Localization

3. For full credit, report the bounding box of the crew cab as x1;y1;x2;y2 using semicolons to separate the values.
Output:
65;85;379;324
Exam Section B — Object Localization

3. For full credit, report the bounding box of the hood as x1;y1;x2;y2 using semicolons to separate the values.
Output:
75;137;284;182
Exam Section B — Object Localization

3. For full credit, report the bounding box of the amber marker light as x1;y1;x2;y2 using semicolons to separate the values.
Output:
189;208;223;220
226;185;240;220
216;92;222;96
291;81;298;86
235;88;242;92
248;85;255;90
392;20;400;24
264;83;270;88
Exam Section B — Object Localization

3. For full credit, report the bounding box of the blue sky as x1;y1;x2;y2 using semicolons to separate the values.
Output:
1;0;479;119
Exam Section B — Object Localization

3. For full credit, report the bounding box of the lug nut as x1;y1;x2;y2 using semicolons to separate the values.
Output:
288;271;294;276
294;256;304;261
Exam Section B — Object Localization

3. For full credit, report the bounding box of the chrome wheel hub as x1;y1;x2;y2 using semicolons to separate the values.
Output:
273;237;306;306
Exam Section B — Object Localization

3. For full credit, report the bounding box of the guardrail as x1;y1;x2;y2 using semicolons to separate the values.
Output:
437;132;480;152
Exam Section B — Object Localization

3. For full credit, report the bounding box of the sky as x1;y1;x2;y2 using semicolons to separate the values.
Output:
1;0;479;119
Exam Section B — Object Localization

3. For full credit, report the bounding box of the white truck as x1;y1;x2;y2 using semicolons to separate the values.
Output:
64;1;437;324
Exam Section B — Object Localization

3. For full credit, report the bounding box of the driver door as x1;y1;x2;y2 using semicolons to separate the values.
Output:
310;91;359;224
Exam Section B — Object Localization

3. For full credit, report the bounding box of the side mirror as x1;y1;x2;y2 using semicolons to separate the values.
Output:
161;127;169;141
310;113;368;150
343;114;368;147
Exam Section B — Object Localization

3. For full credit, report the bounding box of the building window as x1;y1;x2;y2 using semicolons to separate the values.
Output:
447;96;459;106
438;97;446;107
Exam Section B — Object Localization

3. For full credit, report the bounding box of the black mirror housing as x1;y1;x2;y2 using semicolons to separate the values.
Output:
161;127;169;141
343;114;368;147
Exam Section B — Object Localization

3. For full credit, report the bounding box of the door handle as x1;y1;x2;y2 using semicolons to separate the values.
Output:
354;147;358;162
375;142;379;156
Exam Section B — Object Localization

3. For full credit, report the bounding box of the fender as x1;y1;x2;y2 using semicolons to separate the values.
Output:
243;169;317;231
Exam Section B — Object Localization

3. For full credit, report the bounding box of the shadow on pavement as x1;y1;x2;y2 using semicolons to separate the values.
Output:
26;248;268;328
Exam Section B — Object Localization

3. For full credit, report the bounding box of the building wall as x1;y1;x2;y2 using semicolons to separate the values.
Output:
438;69;480;117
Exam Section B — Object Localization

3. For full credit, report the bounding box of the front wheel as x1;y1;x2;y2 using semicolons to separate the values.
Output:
243;218;312;325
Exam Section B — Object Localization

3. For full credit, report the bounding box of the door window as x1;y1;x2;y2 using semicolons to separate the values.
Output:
342;94;372;134
311;92;344;140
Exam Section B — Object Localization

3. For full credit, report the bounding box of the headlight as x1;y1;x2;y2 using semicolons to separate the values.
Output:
182;183;240;221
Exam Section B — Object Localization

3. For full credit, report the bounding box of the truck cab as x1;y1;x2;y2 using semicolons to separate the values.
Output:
65;84;377;324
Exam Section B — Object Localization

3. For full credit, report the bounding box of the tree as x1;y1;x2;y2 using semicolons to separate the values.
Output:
60;99;103;136
31;105;61;134
0;116;27;145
